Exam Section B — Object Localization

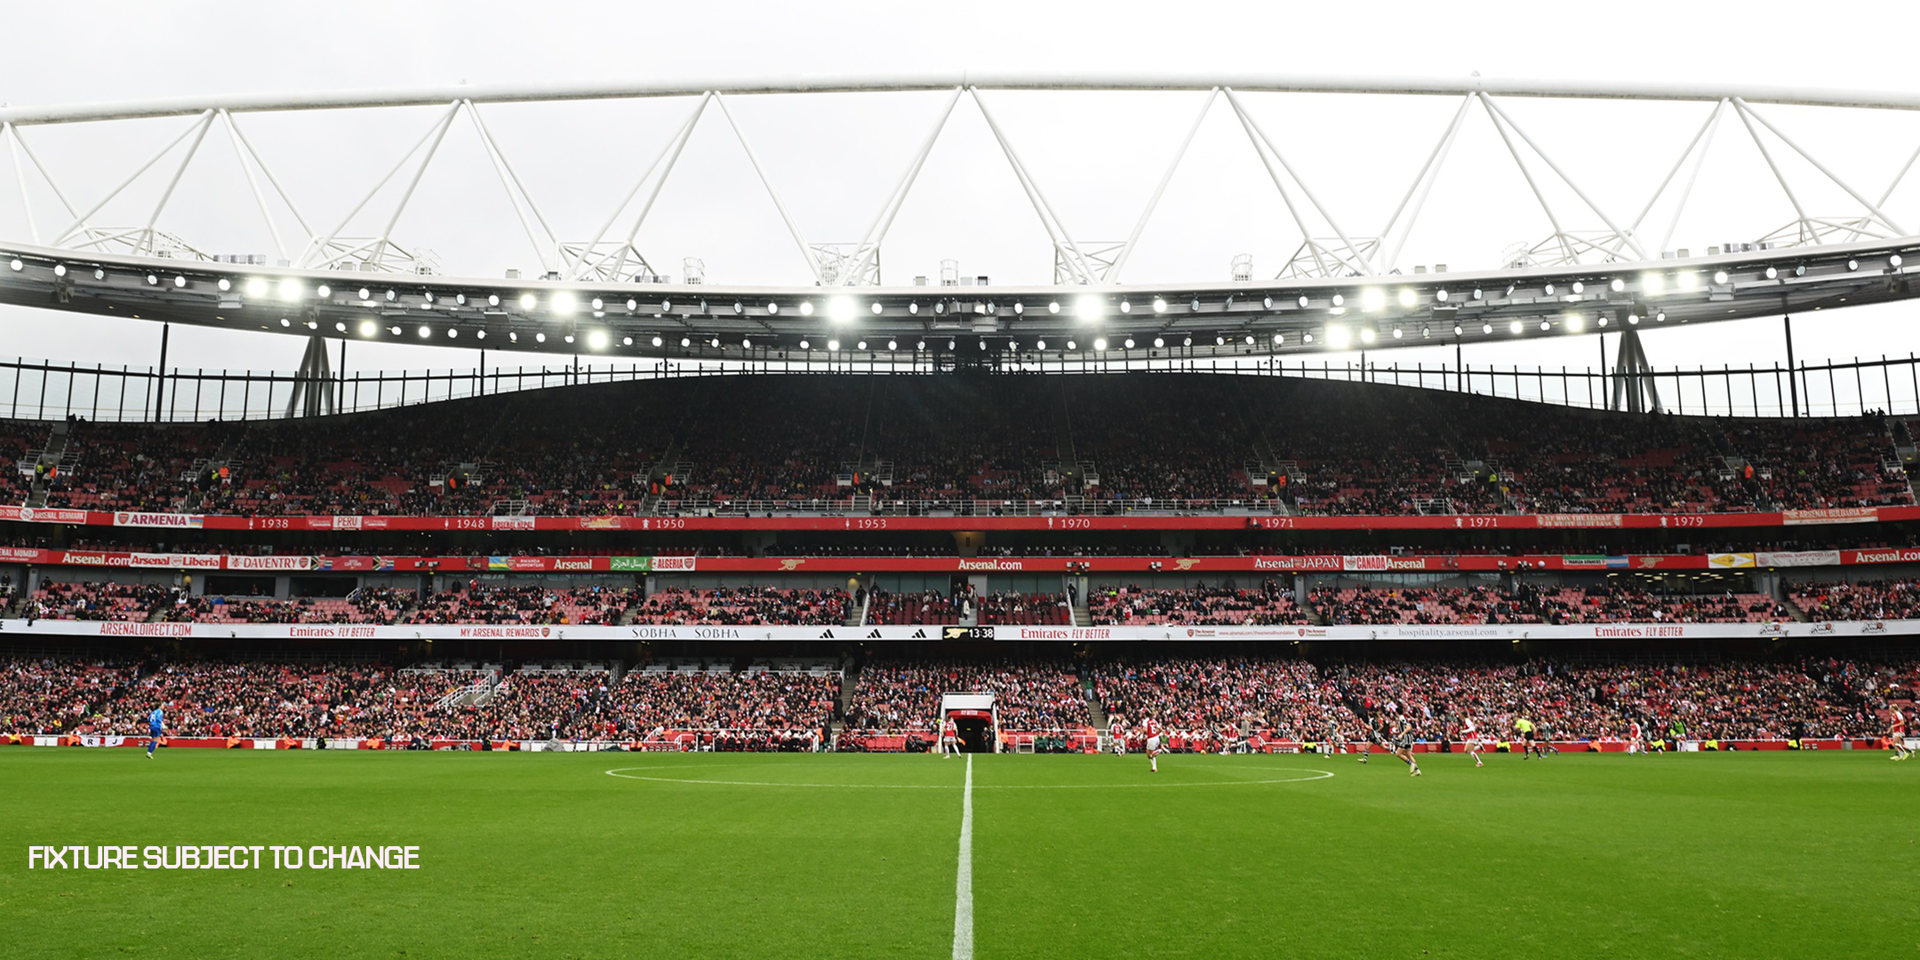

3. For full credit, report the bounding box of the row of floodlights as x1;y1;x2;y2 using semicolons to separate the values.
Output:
4;254;1905;327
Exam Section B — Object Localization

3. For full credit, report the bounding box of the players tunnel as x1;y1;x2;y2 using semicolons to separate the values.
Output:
946;709;994;753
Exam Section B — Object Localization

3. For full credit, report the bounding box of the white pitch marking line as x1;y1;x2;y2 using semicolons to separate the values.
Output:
953;753;974;960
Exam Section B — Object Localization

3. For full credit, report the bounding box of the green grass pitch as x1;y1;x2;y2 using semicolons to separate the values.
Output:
3;748;1915;959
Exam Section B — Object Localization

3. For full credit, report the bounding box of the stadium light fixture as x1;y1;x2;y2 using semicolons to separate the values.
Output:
278;318;289;327
1011;302;1023;315
622;336;633;346
587;330;608;350
1628;313;1640;325
389;325;402;336
146;274;159;286
456;293;467;305
1182;336;1193;347
917;340;927;350
1453;323;1464;336
1640;272;1665;295
518;293;537;309
1712;270;1729;285
1152;297;1167;314
358;320;376;337
828;339;841;352
1892;254;1905;267
887;339;898;350
652;336;663;347
475;330;485;340
421;290;433;304
319;284;337;298
1214;335;1226;346
1544;283;1555;296
1119;300;1132;314
766;302;779;315
6;258;21;271
1421;325;1431;338
352;286;369;300
1848;259;1859;271
799;301;815;316
1539;320;1551;332
1396;288;1416;308
909;302;920;315
590;297;603;311
1656;311;1667;322
1124;338;1135;349
1610;278;1625;292
1273;333;1284;344
1074;294;1104;321
947;339;957;350
1047;300;1060;315
1302;333;1313;344
552;291;579;315
1067;340;1078;350
1094;337;1108;351
446;328;457;338
1675;272;1700;292
1326;325;1350;349
1297;295;1310;308
1510;321;1524;334
732;301;744;315
418;325;431;338
1359;328;1375;344
172;275;187;289
1361;288;1386;312
709;337;720;348
333;321;345;333
1598;315;1609;327
92;268;104;280
681;336;692;347
1472;287;1484;300
509;332;518;342
539;332;550;343
1482;322;1494;334
1035;339;1046;349
488;294;501;307
1565;314;1584;332
1189;297;1202;311
871;301;884;316
857;340;868;350
1331;293;1345;307
1392;325;1403;339
1764;266;1778;280
1262;295;1273;310
1436;289;1449;302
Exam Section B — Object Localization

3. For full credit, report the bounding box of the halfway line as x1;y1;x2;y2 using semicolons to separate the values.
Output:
953;753;974;960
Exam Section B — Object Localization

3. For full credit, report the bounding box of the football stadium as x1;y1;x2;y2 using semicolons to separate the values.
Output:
5;7;1920;958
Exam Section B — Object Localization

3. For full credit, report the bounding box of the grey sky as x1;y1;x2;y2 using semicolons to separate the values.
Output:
3;0;1920;382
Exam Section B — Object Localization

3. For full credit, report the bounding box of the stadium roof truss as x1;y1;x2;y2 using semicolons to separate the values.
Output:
2;74;1920;363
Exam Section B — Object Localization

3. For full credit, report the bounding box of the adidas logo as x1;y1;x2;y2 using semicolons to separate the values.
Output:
818;629;835;639
911;629;926;639
867;629;882;639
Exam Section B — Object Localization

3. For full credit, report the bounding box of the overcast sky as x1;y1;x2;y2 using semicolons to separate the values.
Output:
4;0;1920;385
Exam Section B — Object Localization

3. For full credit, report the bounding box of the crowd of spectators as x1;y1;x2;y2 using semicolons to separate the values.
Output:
24;581;171;621
1313;585;1545;625
845;658;1090;732
18;374;1905;518
1089;581;1311;626
1789;578;1920;621
2;652;1912;744
632;587;848;626
401;585;639;625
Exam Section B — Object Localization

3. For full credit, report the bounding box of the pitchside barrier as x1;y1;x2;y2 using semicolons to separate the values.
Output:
3;619;1915;641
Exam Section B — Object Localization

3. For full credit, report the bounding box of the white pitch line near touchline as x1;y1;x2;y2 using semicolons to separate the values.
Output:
953;753;974;960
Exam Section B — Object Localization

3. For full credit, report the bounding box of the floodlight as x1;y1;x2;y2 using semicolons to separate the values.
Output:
1074;294;1104;320
519;293;537;309
587;330;608;350
1361;288;1386;312
358;320;376;337
1396;288;1416;308
552;291;579;315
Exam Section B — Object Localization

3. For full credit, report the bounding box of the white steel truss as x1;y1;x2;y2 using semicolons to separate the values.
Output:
4;76;1920;287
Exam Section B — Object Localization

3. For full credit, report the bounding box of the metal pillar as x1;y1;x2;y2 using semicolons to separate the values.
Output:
286;335;337;418
1783;314;1800;418
1609;327;1661;413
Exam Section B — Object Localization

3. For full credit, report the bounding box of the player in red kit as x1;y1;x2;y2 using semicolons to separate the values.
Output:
940;716;960;759
1889;707;1910;761
1107;716;1127;756
1143;716;1164;773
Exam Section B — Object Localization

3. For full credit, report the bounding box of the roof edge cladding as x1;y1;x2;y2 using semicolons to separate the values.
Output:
11;74;1920;124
